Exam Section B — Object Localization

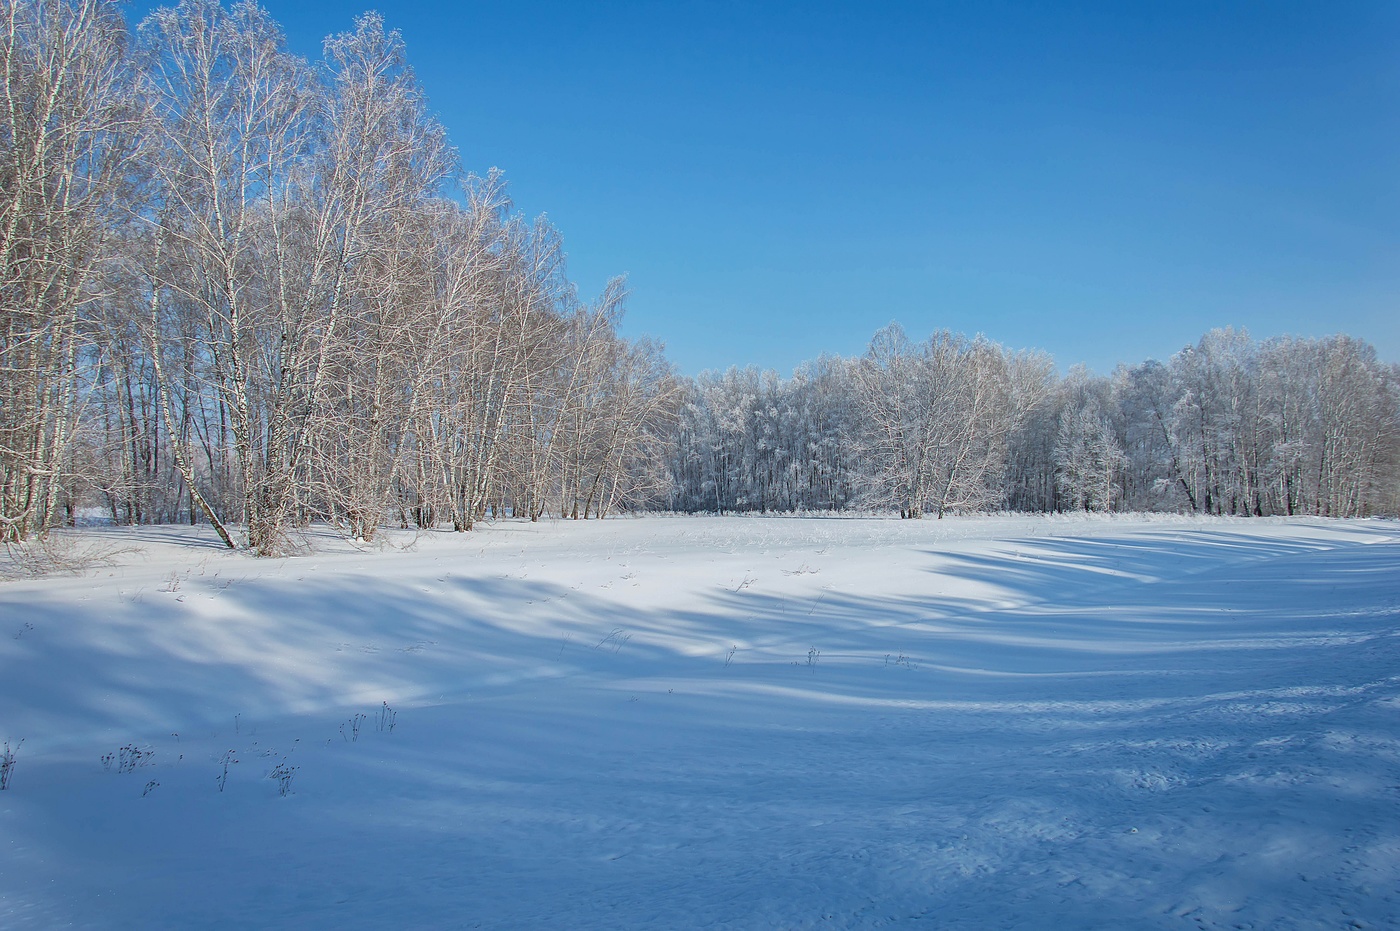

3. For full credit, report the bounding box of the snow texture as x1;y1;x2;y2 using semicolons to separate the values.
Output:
2;515;1398;929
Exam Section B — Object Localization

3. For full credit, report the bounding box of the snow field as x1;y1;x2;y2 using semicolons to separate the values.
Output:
1;515;1398;929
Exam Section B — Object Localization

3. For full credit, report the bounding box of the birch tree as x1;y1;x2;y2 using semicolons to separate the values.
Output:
301;13;454;541
138;0;314;551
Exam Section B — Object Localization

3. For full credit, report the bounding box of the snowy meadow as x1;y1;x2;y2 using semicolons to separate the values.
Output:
2;515;1398;929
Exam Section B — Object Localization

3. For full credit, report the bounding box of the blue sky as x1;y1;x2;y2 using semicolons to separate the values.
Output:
133;1;1399;376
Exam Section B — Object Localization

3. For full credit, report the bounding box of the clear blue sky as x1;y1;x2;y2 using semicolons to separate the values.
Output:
132;1;1400;376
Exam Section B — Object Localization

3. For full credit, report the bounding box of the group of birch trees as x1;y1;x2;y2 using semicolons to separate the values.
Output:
668;327;1400;519
5;1;1396;551
1;0;677;551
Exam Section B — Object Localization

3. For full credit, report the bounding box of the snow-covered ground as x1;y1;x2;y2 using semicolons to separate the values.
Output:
1;514;1398;929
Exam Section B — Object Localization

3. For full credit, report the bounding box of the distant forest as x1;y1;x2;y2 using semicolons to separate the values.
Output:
667;325;1398;521
4;1;1397;554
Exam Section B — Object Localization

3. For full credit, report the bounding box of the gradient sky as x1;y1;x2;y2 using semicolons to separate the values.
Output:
131;1;1400;376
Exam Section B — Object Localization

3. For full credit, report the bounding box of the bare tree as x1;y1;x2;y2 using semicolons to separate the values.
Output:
138;0;315;551
301;13;455;540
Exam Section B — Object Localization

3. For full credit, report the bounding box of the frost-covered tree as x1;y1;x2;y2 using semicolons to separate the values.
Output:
1055;396;1125;513
852;326;1023;518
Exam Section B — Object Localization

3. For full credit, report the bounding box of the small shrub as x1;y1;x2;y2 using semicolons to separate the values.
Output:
340;713;367;742
217;750;237;792
0;536;139;581
595;628;632;653
268;759;297;797
0;739;21;790
102;744;154;774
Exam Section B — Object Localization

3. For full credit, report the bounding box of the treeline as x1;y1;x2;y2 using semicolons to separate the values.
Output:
668;325;1400;519
5;2;1397;555
0;0;677;552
